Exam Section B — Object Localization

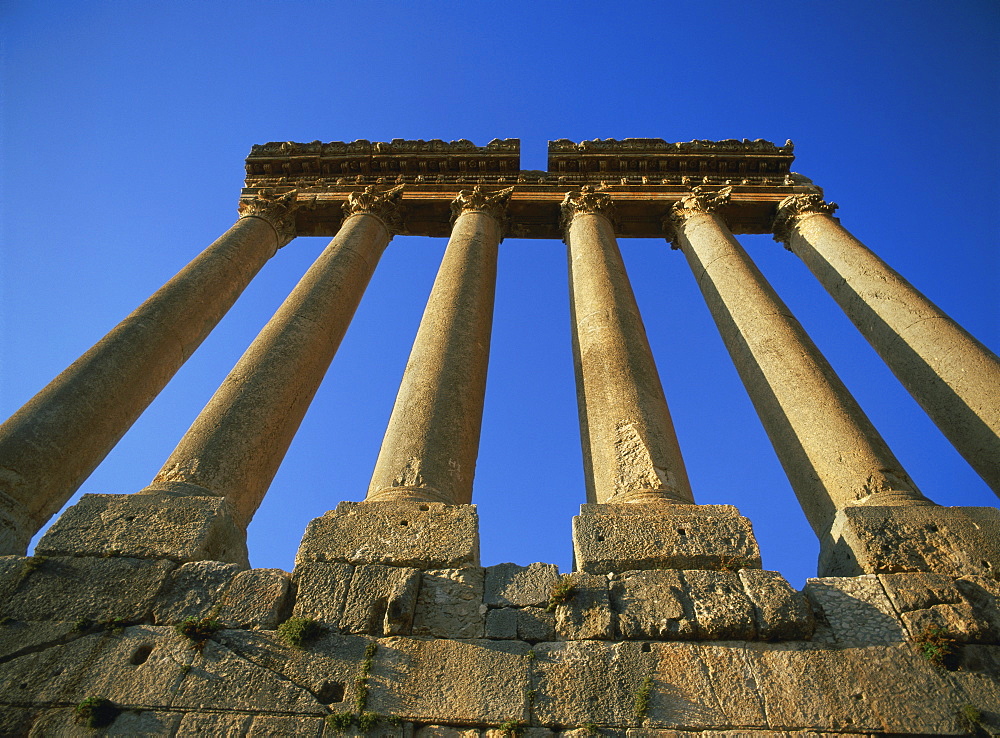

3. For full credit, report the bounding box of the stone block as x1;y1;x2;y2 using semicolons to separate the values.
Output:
28;707;182;736
485;607;518;639
878;571;993;641
957;575;1000;638
484;562;560;607
417;727;481;738
35;492;250;567
484;730;553;737
341;563;421;636
900;602;993;643
0;555;175;624
610;570;695;640
295;501;479;569
215;567;292;629
803;575;905;647
152;560;241;624
292;561;353;628
554;572;613;640
412;567;485;639
682;569;756;640
822;505;1000;577
572;504;761;574
517;606;556;642
368;636;530;725
738;569;815;641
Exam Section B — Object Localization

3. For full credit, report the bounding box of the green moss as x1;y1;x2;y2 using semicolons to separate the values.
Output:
581;722;600;735
75;696;120;728
634;674;654;718
175;617;222;644
325;712;353;733
497;720;523;736
277;616;323;650
357;711;379;731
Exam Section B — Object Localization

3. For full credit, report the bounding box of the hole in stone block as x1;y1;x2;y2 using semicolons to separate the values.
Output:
595;533;604;541
982;560;992;570
399;520;409;527
130;644;154;665
677;528;687;537
641;643;652;653
316;680;346;703
18;683;27;689
419;504;430;511
927;524;939;533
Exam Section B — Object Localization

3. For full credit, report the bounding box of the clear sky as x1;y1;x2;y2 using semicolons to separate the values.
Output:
1;0;997;588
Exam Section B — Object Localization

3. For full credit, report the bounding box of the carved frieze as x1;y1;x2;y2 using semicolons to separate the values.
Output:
772;193;839;244
343;184;405;234
237;189;299;247
449;186;515;228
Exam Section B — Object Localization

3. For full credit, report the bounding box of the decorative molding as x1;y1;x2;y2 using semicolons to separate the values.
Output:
343;184;405;234
549;138;794;154
772;193;839;244
559;185;617;236
669;185;733;227
449;185;515;227
237;189;299;247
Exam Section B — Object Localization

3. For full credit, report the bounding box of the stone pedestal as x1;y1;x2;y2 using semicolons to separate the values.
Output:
295;501;480;569
34;492;249;567
572;503;762;574
821;505;1000;577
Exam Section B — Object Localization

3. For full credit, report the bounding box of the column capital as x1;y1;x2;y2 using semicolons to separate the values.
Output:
669;186;732;226
344;184;405;235
772;193;839;244
560;185;617;237
238;189;299;247
449;185;514;227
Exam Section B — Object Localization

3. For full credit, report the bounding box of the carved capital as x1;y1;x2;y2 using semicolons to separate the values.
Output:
343;184;405;235
772;193;838;244
559;185;617;237
668;185;732;229
449;185;515;229
238;189;299;247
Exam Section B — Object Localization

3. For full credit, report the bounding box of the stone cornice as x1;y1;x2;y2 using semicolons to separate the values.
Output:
237;189;299;247
449;186;515;228
772;193;839;244
559;186;617;237
343;184;405;235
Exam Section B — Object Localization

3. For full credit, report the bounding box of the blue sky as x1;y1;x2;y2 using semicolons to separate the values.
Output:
1;1;997;587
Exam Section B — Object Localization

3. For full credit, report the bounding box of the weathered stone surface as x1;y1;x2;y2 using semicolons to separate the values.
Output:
948;645;1000;736
739;569;815;641
342;563;421;636
878;571;962;613
0;619;78;661
152;559;240;624
517;606;556;642
879;571;993;641
484;562;560;607
412;567;485;639
573;504;762;574
0;555;175;623
35;492;250;567
28;707;182;736
369;637;530;724
824;505;1000;577
682;570;756;640
292;561;353;628
417;727;481;738
957;575;1000;638
750;642;970;734
296;501;479;568
610;569;694;640
215;567;292;629
901;602;993;643
554;572;613;640
804;575;904;647
485;607;518;639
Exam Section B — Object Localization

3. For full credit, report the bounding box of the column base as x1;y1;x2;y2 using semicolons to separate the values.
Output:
572;503;762;574
295;500;480;569
35;492;249;568
0;490;32;556
820;505;1000;577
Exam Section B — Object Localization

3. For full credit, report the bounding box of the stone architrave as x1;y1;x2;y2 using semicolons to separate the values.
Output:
0;190;299;555
366;186;512;505
562;186;693;505
145;185;404;529
774;194;1000;496
670;187;934;563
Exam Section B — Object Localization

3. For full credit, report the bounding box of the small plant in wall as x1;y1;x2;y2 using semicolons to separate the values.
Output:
546;575;576;612
912;624;959;669
75;696;120;729
633;675;654;719
175;616;223;652
325;712;353;734
277;616;324;650
497;720;524;736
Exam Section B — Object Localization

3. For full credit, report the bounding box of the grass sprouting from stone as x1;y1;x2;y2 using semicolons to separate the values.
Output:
326;712;352;733
546;575;576;612
277;616;323;650
913;625;959;669
175;616;222;651
75;696;120;728
634;674;654;718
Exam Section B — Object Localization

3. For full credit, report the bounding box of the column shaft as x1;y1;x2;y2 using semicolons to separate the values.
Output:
673;189;932;539
565;187;693;505
0;192;296;554
775;195;1000;495
367;187;510;505
152;191;400;529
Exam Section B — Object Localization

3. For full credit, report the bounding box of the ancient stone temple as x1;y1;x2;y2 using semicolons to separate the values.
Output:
0;138;998;736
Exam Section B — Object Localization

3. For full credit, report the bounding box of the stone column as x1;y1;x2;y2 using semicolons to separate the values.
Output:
0;190;298;556
564;186;693;506
774;194;1000;496
35;186;403;567
566;187;761;575
366;186;512;506
671;188;1000;578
